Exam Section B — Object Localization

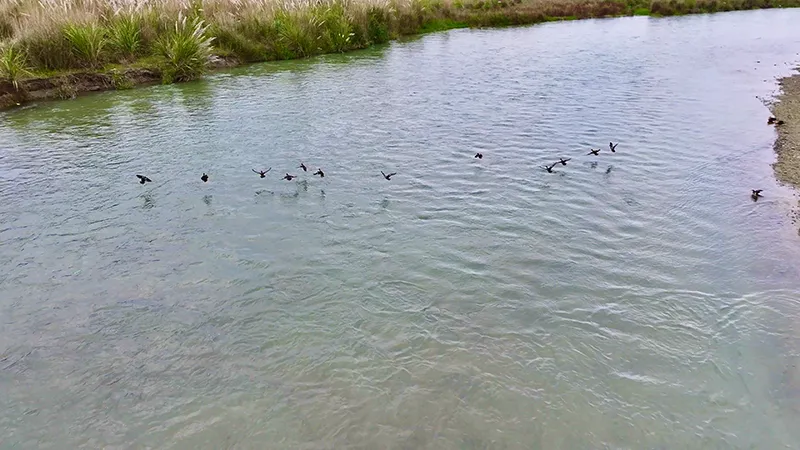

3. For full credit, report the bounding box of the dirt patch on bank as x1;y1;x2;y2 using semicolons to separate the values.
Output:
773;73;800;189
0;57;240;110
0;69;161;109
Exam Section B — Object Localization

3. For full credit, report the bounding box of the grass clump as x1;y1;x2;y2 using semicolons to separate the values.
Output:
63;23;107;68
317;3;355;53
0;42;31;89
108;14;142;61
156;14;214;83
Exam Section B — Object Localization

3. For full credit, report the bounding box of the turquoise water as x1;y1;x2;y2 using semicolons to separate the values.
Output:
3;9;800;449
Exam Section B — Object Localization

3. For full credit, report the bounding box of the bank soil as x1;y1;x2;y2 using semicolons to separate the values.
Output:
0;69;160;109
773;73;800;190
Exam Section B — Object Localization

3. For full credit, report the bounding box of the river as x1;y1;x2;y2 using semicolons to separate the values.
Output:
2;9;800;449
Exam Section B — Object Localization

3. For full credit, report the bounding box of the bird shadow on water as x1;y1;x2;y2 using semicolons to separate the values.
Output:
380;197;390;209
140;194;155;209
203;195;213;206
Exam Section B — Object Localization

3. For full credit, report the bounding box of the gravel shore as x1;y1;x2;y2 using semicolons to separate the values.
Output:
773;73;800;189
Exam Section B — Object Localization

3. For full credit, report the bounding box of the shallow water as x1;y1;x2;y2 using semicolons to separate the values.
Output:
3;9;800;449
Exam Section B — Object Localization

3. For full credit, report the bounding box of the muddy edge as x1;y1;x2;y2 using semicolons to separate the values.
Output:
773;73;800;189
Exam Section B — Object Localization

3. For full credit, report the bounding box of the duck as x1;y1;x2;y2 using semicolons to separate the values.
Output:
609;142;619;152
557;158;571;166
299;162;308;172
313;169;325;178
543;162;558;173
201;173;209;182
381;171;397;181
283;173;297;181
136;174;152;185
768;116;777;124
751;189;763;201
587;148;601;156
253;168;271;178
474;153;483;159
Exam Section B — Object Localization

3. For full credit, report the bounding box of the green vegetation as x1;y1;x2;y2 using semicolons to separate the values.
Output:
64;23;107;68
156;15;214;83
0;42;31;89
107;14;142;61
0;0;799;92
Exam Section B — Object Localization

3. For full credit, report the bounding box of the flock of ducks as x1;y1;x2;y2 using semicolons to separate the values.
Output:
133;127;781;202
134;142;623;189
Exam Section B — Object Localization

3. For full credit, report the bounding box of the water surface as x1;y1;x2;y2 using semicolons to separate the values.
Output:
3;9;800;449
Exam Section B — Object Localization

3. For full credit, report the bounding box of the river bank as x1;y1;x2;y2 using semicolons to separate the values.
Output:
1;0;799;109
773;72;800;190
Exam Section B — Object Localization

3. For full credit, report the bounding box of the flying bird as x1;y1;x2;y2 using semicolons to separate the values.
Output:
381;171;396;181
201;173;208;182
751;189;763;201
557;158;571;166
253;168;271;178
283;173;297;181
313;169;325;178
543;162;558;173
609;142;619;152
136;174;152;185
474;153;483;159
299;163;308;172
587;148;600;156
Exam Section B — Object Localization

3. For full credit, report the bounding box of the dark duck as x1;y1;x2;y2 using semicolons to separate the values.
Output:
381;171;396;181
313;169;325;178
201;173;209;182
136;174;152;185
253;168;271;178
543;162;558;173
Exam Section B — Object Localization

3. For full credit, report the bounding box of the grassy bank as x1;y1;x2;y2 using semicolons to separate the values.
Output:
1;0;799;103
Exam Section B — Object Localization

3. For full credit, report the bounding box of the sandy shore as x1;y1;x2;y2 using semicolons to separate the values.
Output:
773;73;800;189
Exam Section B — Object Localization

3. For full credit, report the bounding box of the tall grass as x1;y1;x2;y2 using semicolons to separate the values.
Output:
1;0;799;86
156;14;214;83
108;14;142;60
64;23;107;67
0;42;31;89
